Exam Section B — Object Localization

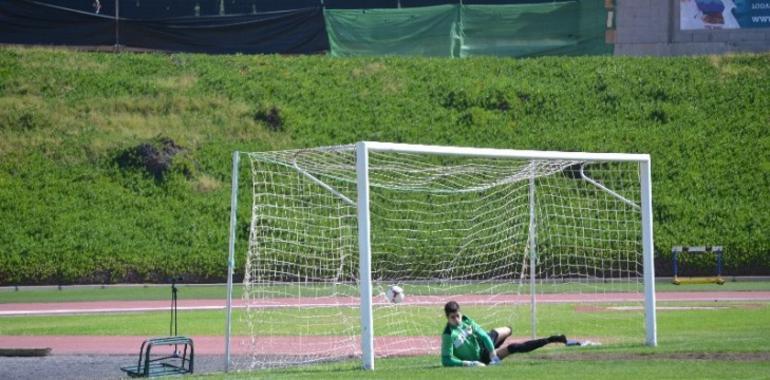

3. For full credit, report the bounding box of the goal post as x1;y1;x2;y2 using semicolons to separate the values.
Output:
225;142;657;372
640;159;657;347
356;142;375;370
225;150;239;373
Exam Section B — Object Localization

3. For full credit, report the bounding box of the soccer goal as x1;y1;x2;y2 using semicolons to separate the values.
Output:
225;142;656;371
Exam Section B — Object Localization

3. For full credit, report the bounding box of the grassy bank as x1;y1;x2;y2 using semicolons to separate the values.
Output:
0;47;768;284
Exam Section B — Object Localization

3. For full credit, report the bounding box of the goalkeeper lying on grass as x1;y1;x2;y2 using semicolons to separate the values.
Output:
441;300;568;367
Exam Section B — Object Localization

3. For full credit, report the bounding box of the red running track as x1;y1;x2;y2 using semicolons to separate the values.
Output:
1;291;769;316
0;335;445;356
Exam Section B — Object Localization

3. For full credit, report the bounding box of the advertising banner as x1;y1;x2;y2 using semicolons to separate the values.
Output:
681;0;770;30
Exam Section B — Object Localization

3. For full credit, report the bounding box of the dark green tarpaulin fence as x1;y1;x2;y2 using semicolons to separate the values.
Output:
325;5;461;57
326;1;612;57
1;0;611;57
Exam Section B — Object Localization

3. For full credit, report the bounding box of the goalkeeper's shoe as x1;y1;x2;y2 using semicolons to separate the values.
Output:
566;339;602;347
549;334;568;344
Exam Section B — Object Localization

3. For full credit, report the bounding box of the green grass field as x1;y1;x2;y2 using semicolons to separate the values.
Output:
2;298;769;379
3;284;768;378
2;301;768;347
199;357;770;380
212;300;769;379
2;280;769;304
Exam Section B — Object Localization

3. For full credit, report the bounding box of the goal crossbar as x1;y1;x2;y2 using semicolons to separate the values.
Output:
362;141;650;163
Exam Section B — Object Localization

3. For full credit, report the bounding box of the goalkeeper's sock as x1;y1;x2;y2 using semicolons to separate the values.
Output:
506;338;550;354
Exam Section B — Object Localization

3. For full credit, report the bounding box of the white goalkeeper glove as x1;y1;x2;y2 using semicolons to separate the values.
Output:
463;361;486;367
489;355;501;365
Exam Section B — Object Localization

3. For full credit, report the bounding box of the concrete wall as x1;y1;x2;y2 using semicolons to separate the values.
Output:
614;0;770;56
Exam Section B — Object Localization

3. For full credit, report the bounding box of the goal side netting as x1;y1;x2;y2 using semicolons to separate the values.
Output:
226;142;655;371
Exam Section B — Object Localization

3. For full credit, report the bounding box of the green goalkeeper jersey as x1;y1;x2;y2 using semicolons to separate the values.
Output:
441;315;495;367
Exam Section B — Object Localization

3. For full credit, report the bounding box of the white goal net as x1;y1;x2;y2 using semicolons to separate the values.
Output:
226;142;656;371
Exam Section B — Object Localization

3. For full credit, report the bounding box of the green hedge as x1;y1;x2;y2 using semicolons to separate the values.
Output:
0;48;768;284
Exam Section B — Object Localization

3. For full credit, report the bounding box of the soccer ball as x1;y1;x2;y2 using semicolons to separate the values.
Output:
385;285;405;304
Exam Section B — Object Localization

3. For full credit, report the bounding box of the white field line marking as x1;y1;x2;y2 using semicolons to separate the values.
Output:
0;305;227;316
608;306;730;311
